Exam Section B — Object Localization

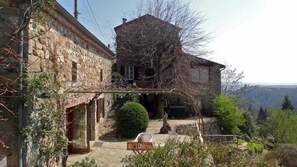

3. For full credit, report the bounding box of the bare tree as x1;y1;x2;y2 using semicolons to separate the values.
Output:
221;64;245;99
115;0;211;118
136;0;208;55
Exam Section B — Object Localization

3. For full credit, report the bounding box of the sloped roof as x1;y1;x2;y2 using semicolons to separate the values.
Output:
114;14;181;32
114;14;224;69
54;3;115;59
184;53;225;68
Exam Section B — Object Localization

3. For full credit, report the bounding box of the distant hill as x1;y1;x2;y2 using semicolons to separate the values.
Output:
242;85;297;113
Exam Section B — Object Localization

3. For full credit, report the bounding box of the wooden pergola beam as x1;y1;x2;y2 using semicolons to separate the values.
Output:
67;88;176;94
67;87;205;136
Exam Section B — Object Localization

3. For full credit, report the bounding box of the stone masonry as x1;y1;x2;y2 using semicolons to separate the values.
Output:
0;2;114;166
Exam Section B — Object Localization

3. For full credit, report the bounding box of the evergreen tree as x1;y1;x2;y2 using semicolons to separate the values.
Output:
281;95;294;110
242;110;256;138
257;106;268;123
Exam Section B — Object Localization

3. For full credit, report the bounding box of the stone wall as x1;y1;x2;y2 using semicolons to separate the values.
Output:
174;119;239;143
26;5;114;151
0;3;114;166
175;119;221;136
27;16;113;108
175;123;197;135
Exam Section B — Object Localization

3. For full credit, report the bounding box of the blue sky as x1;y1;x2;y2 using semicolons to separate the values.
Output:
57;0;297;84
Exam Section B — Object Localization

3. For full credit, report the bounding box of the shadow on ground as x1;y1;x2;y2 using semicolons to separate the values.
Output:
99;129;131;142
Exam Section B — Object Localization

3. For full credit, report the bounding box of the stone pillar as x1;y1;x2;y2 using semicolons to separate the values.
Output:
0;156;7;167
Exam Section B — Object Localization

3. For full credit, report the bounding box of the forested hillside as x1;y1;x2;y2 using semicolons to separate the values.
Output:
242;85;297;112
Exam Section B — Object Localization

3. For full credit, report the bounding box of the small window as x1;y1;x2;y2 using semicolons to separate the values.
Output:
125;66;134;80
190;67;209;83
72;62;77;82
200;67;209;83
97;98;105;122
99;68;103;82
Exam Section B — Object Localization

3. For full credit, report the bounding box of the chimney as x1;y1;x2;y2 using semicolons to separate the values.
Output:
122;18;127;24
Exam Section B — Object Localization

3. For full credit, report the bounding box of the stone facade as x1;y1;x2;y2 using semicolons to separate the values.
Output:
114;15;224;116
0;2;114;166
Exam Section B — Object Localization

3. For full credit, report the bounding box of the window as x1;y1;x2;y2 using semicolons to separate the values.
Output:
125;66;134;80
96;98;105;122
71;62;77;82
99;68;103;82
190;67;209;83
199;67;209;83
190;68;200;83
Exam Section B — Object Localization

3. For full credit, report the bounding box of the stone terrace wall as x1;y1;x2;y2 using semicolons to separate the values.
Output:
175;119;221;136
175;119;240;143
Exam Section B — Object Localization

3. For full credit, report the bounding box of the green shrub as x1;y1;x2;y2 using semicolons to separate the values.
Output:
68;157;97;167
116;101;149;138
247;142;263;154
126;139;209;167
211;94;245;134
264;109;297;144
241;111;256;137
124;93;139;102
125;138;260;167
234;138;246;145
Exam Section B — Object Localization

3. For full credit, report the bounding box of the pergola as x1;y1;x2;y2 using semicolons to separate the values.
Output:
68;87;205;136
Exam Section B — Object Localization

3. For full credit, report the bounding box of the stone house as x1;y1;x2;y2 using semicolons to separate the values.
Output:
114;14;224;117
0;2;114;166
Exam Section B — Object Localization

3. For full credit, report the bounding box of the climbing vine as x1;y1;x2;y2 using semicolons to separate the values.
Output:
22;70;68;167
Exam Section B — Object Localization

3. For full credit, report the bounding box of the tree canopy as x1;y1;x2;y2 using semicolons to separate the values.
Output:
212;94;245;134
281;95;294;111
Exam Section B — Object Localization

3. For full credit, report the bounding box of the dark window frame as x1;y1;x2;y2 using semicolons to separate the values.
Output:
71;62;77;82
100;68;103;82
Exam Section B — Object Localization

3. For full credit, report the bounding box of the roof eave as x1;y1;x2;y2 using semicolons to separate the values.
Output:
55;3;115;59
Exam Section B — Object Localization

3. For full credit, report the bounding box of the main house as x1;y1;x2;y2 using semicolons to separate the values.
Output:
114;14;224;118
0;1;114;166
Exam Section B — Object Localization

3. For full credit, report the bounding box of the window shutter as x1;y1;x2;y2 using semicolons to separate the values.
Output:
134;66;139;80
120;66;125;76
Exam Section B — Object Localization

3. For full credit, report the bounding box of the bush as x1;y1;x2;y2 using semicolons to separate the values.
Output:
126;138;208;167
68;157;97;167
234;138;246;145
116;101;149;138
125;138;260;167
247;142;264;154
124;93;139;102
241;111;256;137
211;95;245;134
264;109;297;144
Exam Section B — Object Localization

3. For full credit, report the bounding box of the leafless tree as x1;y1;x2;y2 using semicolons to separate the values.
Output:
221;64;248;99
136;0;209;55
116;0;210;118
